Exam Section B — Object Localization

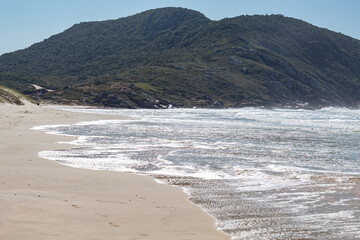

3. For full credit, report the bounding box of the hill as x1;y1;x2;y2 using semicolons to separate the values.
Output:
0;7;360;108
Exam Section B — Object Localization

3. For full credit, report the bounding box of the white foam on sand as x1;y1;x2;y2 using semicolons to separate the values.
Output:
32;124;71;136
38;150;141;173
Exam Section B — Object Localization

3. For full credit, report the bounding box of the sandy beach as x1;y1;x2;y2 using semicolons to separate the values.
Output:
0;102;230;240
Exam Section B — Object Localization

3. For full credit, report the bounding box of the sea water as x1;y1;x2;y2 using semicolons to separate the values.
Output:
34;108;360;239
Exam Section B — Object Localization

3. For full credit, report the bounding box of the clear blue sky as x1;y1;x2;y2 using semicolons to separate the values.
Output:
0;0;359;55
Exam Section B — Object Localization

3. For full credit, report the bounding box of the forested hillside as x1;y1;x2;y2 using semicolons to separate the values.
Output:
1;7;360;108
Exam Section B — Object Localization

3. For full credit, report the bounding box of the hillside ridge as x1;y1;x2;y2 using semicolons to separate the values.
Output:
0;7;359;108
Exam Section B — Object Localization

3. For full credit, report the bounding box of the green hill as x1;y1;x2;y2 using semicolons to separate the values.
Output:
1;7;360;108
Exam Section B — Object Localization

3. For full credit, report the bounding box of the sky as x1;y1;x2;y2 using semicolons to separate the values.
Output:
0;0;359;55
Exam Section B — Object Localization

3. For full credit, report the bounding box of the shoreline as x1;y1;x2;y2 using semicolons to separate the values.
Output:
0;102;230;240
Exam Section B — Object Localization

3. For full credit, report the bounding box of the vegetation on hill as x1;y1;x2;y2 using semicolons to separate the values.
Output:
0;85;25;105
0;7;360;108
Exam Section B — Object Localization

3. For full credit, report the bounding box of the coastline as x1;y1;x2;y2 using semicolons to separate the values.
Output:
0;102;230;240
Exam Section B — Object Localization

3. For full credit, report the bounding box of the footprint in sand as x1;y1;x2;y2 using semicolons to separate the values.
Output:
96;213;108;218
136;195;147;200
109;222;120;227
72;204;81;209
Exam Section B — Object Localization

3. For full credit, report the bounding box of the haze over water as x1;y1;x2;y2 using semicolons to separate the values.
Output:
35;107;360;239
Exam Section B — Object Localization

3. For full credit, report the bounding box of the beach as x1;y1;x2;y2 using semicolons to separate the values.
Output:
43;107;360;239
0;102;230;240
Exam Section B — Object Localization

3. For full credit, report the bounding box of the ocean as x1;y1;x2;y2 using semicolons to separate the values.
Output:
34;107;360;239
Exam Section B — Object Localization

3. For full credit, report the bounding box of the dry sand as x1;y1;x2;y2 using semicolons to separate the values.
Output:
0;102;230;240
